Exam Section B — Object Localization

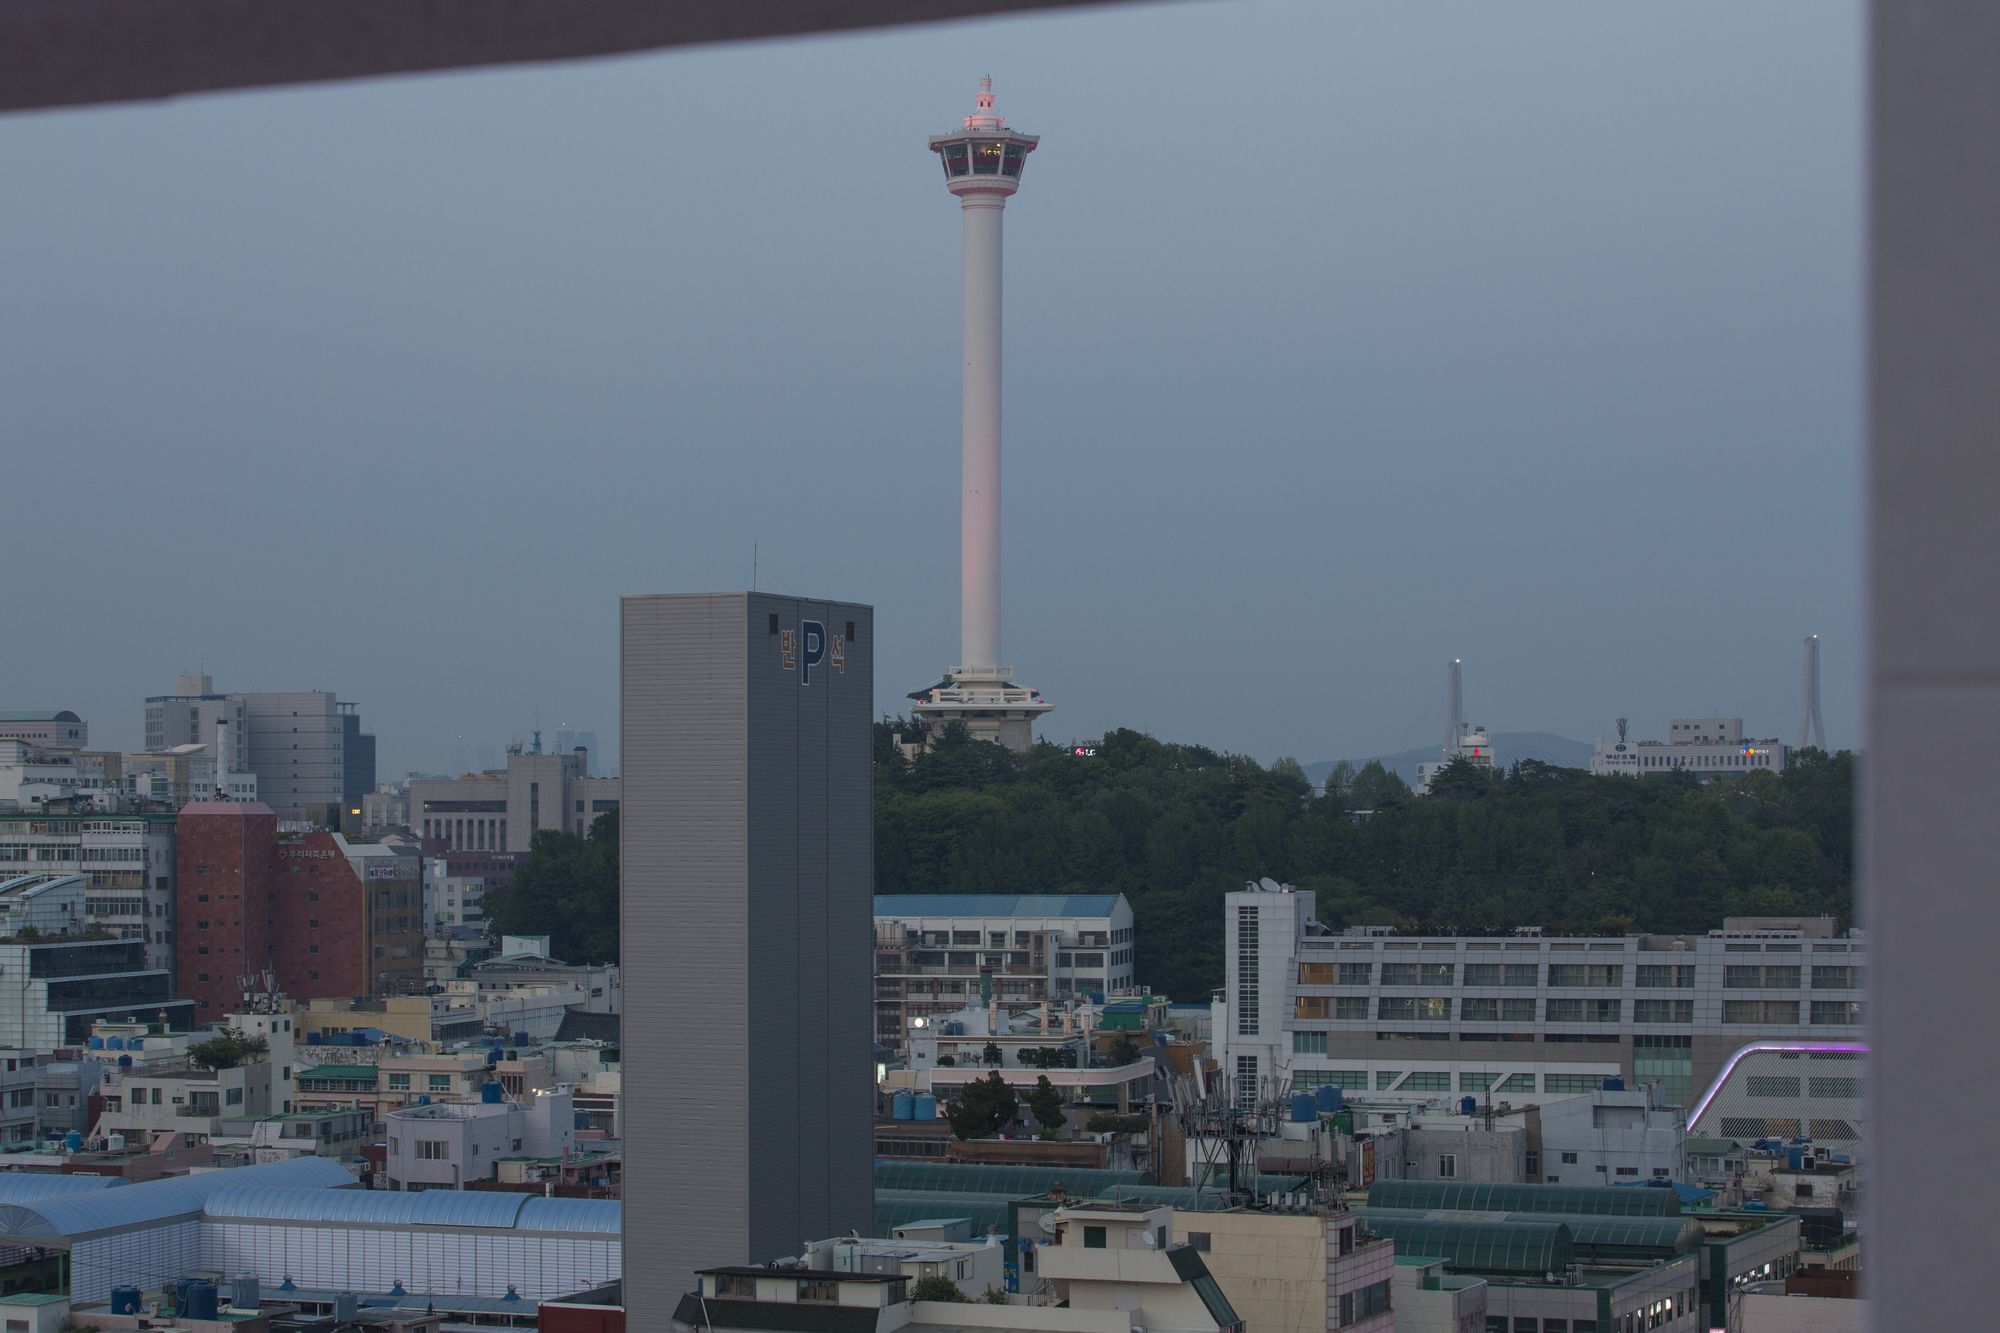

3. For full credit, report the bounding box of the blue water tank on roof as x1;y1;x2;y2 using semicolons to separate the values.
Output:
1459;1096;1478;1116
892;1092;914;1121
86;1037;104;1050
1289;1092;1315;1122
117;1055;132;1068
417;1095;431;1106
1316;1085;1342;1113
1602;1076;1625;1091
183;1278;218;1318
914;1094;938;1120
109;1287;142;1315
481;1082;504;1104
63;1131;82;1152
105;1036;123;1050
512;1031;530;1045
1788;1147;1806;1170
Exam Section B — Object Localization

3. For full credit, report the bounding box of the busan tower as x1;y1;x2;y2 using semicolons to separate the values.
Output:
908;76;1054;752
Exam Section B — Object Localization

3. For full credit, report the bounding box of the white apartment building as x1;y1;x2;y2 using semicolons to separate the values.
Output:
384;1086;573;1191
873;894;1137;1048
0;810;176;966
93;1005;298;1146
1218;882;1864;1115
1592;716;1789;778
1538;1084;1686;1186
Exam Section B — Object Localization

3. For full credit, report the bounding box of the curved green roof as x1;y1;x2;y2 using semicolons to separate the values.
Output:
876;1190;1016;1236
1358;1216;1574;1277
1362;1209;1704;1261
1368;1179;1680;1217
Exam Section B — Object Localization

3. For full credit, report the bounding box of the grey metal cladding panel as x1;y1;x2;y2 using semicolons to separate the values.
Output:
824;603;876;1235
620;593;752;1303
745;592;805;1262
743;595;875;1255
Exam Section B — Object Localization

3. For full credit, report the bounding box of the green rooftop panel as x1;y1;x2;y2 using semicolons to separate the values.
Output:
1367;1179;1681;1217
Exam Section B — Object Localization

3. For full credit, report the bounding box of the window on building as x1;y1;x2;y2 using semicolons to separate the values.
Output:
1083;1226;1106;1249
416;1139;449;1160
714;1275;755;1299
1438;1154;1457;1178
1337;962;1372;986
1186;1231;1211;1252
1294;1031;1328;1055
1562;1151;1579;1164
798;1280;838;1303
1335;997;1369;1020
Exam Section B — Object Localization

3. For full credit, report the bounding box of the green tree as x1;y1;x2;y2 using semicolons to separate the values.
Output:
1025;1075;1065;1133
1107;1036;1141;1066
911;1276;966;1303
187;1032;268;1071
1347;760;1412;809
945;1070;1018;1141
482;809;619;962
982;1041;1003;1067
1425;755;1498;802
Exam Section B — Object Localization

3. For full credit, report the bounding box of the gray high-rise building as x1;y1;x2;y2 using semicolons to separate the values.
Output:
620;592;875;1301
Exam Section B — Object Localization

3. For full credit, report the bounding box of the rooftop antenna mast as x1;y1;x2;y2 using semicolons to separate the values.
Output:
1798;635;1827;749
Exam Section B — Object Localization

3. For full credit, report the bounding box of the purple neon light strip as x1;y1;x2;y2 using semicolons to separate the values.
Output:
1686;1039;1870;1128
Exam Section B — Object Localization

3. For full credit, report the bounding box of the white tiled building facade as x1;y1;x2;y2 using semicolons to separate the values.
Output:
1217;884;1864;1121
873;894;1136;1048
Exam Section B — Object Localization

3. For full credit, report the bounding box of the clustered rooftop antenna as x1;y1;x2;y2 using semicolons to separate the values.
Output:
1798;635;1827;749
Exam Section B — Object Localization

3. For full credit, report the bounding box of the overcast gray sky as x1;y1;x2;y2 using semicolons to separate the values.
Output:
1;0;1862;777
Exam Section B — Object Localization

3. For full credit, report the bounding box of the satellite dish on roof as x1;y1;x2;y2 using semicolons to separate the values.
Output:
1258;877;1282;893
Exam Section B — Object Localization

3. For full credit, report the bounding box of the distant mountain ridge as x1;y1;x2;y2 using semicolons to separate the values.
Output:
1305;731;1593;788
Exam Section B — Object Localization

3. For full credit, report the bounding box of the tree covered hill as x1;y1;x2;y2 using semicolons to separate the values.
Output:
485;728;1855;1007
876;725;1854;1002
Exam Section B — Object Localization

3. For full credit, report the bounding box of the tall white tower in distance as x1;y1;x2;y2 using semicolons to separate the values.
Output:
909;76;1054;752
1798;633;1827;749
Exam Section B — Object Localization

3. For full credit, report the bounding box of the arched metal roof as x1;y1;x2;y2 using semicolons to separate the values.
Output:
0;1173;126;1200
1367;1179;1681;1217
516;1196;620;1235
1357;1216;1575;1277
200;1185;621;1235
204;1185;528;1229
0;1158;352;1241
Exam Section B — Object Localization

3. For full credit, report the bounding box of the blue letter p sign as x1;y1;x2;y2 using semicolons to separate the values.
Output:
801;620;827;685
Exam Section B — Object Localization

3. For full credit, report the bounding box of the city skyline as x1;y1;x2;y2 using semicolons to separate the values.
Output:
2;1;1863;779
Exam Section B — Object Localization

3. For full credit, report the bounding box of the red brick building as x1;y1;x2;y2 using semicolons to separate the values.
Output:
175;806;424;1016
174;800;280;1018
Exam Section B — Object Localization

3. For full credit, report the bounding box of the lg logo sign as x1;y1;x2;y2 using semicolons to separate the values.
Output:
779;620;847;685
